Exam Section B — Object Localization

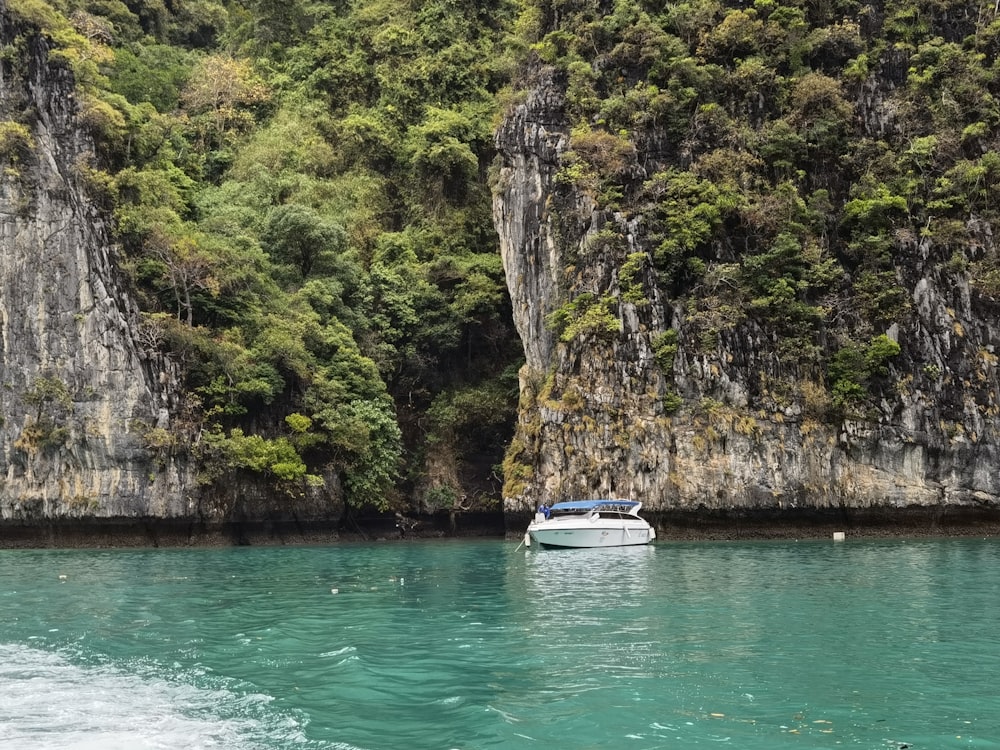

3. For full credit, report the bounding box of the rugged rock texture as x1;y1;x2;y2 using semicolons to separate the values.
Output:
0;9;344;533
0;10;352;546
493;60;1000;525
0;12;182;520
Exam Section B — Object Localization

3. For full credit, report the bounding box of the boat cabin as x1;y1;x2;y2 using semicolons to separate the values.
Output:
547;500;641;518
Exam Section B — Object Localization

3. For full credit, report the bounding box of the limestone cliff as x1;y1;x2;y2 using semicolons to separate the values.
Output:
0;7;186;520
0;7;348;539
493;41;1000;528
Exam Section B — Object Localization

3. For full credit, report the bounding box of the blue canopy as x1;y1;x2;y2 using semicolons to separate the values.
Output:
549;499;639;511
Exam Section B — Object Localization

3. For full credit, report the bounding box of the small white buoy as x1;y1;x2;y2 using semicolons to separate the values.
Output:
833;531;846;541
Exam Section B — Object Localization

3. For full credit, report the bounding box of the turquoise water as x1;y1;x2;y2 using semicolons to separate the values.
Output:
1;539;998;749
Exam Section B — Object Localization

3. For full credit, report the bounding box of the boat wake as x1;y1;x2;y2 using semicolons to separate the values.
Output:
0;643;353;750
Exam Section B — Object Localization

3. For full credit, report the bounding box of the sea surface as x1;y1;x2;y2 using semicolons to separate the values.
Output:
1;537;998;749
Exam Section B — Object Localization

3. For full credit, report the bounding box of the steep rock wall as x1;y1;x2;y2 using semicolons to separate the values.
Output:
0;9;346;535
493;60;1000;522
0;12;185;519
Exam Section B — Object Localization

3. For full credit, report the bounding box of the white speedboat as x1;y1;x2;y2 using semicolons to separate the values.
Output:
524;500;656;548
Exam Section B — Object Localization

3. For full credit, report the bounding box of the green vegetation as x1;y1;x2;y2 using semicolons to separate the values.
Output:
0;120;35;174
651;331;677;372
546;292;620;343
828;335;902;413
15;376;73;451
6;0;521;510
512;0;1000;416
9;0;1000;508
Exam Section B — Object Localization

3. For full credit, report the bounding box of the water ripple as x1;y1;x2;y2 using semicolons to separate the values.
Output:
2;540;999;749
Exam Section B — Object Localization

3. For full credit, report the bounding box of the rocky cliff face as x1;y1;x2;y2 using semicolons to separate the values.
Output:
0;10;188;520
493;54;1000;525
0;8;348;538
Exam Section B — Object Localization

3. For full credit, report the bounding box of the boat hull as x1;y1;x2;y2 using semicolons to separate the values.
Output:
527;520;655;548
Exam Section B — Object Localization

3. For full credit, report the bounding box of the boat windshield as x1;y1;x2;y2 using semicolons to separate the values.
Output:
549;502;638;517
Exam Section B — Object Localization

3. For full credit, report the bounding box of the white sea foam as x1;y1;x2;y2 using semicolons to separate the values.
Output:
0;643;346;750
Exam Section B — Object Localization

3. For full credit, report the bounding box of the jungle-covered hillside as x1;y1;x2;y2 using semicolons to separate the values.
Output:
5;0;527;515
5;0;1000;520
